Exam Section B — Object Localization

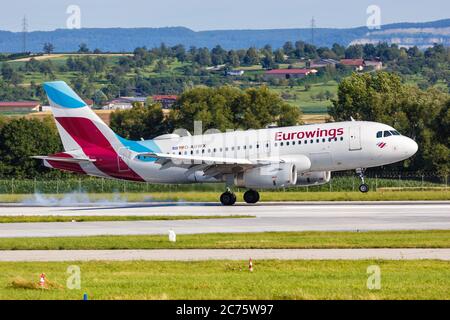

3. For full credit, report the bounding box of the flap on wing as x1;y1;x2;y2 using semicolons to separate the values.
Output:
31;156;96;164
137;152;252;165
136;152;283;166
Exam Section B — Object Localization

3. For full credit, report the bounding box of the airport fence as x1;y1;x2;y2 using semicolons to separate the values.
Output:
0;173;448;194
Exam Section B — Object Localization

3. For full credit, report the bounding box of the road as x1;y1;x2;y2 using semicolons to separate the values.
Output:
0;201;449;238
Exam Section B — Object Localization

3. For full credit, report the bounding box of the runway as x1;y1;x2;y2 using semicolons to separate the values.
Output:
0;201;449;238
1;249;449;262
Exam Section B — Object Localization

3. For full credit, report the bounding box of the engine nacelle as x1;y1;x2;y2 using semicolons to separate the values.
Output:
235;163;298;189
296;171;331;186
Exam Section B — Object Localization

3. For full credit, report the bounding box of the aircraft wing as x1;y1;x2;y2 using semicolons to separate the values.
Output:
136;152;283;167
31;156;96;164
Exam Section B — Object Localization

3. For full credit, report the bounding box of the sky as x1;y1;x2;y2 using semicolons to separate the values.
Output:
1;0;449;32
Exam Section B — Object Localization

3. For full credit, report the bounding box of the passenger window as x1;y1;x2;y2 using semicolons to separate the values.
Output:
310;140;314;144
292;141;295;145
286;142;290;146
322;138;326;143
316;139;320;143
298;141;301;145
376;131;383;138
304;140;307;144
280;142;284;146
384;131;392;137
340;137;344;141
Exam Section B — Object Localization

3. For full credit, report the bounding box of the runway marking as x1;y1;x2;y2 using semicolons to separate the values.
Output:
0;249;449;262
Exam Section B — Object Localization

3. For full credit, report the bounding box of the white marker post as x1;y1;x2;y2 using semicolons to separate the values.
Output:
169;230;177;242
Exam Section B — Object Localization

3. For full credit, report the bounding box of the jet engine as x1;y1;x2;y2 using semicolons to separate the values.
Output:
296;171;331;186
235;163;297;189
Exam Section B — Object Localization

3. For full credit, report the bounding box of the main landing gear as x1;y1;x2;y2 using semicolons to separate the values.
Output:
219;189;261;205
220;189;237;206
243;189;260;204
356;168;369;193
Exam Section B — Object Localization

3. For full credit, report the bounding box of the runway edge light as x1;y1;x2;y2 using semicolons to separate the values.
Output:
249;258;254;272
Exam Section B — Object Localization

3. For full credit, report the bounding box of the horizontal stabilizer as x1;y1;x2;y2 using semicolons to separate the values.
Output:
31;156;96;164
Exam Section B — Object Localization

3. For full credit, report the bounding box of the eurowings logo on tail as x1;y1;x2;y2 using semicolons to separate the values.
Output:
37;81;160;182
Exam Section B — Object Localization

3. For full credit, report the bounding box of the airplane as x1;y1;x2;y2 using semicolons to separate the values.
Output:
33;81;418;206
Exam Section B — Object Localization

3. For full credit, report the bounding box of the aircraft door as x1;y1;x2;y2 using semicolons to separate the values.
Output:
349;126;362;151
258;140;271;158
118;147;132;172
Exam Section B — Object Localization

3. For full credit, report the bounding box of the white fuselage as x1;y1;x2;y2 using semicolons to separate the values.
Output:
123;121;418;185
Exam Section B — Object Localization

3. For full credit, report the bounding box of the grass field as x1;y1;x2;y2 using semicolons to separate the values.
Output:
269;81;338;114
1;230;449;250
0;215;252;224
1;191;448;203
1;260;448;299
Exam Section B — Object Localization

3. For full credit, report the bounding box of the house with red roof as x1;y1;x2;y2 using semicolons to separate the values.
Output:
339;59;365;71
152;95;178;109
264;68;318;80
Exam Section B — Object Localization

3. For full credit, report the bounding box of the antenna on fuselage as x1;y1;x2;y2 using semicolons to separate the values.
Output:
350;117;356;122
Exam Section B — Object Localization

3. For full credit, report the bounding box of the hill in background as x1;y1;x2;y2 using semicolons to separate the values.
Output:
0;19;449;52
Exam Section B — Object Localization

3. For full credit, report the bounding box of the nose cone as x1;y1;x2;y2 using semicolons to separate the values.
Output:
403;137;418;158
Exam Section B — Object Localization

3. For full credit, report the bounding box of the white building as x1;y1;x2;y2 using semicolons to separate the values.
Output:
103;97;147;110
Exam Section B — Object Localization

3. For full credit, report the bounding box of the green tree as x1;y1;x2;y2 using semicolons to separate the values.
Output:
1;63;23;85
274;49;285;63
0;117;62;178
1;63;14;80
110;102;168;140
93;90;108;106
154;59;167;73
169;86;301;133
43;42;55;54
243;48;260;66
78;43;90;54
345;45;364;59
329;72;450;174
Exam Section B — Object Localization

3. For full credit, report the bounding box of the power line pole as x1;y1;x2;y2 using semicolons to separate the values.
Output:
310;16;316;46
22;15;28;53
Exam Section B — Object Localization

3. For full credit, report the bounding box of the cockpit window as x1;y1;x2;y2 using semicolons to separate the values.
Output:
376;131;383;138
384;131;392;137
390;130;401;136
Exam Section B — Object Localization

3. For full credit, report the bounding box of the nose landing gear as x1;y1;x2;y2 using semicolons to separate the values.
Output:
356;168;369;193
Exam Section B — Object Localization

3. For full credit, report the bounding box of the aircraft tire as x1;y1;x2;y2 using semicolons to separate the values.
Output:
359;184;369;193
244;190;260;204
220;192;236;206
